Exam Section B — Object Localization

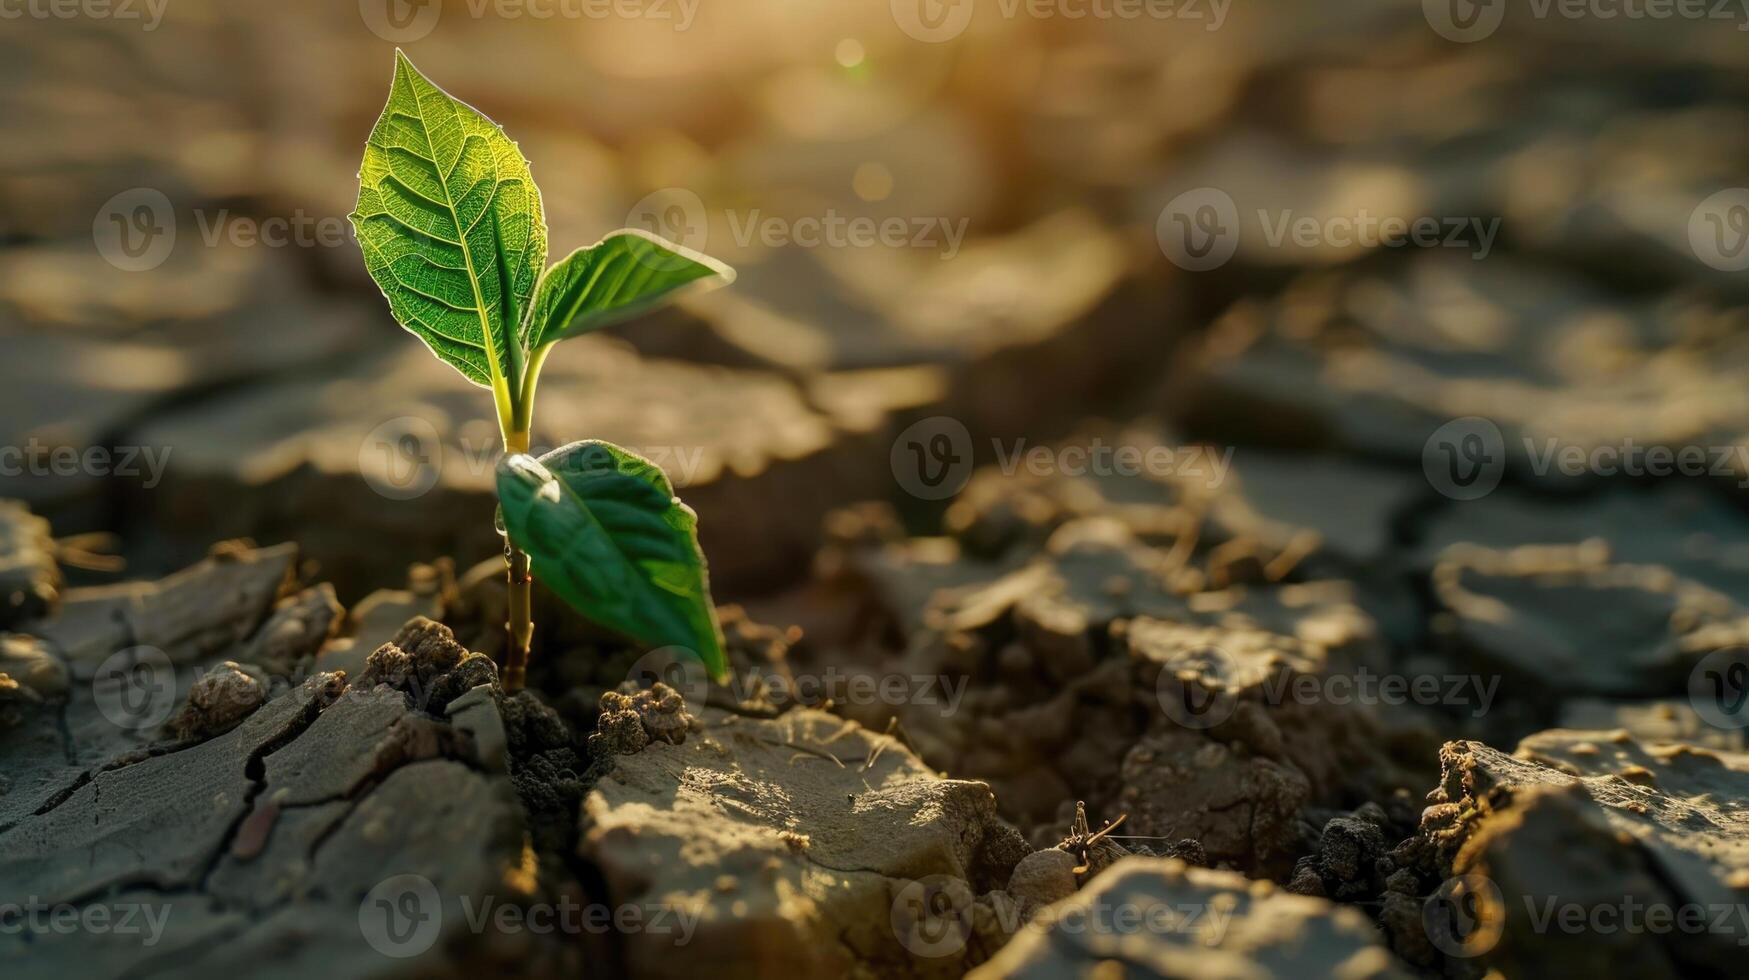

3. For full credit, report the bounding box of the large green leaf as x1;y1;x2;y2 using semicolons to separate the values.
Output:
496;441;727;681
350;50;546;408
528;229;735;349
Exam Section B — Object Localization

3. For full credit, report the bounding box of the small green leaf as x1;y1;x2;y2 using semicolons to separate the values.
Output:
496;441;727;682
350;50;546;416
528;229;735;349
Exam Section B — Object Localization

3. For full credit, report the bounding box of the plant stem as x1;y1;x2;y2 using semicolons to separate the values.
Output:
504;541;532;692
503;426;533;692
512;343;551;436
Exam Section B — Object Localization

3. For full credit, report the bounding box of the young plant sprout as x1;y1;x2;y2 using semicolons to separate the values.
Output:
350;51;734;692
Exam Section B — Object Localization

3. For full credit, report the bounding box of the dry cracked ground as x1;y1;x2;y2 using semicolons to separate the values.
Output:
7;4;1749;980
11;265;1749;977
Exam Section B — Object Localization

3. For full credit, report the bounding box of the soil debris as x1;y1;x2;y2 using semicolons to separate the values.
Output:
166;660;269;740
357;616;499;715
588;681;696;757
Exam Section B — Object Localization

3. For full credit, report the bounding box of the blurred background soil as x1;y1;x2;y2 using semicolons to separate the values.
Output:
2;1;1741;603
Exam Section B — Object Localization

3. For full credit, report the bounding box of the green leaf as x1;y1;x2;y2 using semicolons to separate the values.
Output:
496;440;727;682
349;49;546;415
528;229;735;349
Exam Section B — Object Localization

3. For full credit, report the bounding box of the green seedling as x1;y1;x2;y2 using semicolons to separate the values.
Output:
350;50;734;691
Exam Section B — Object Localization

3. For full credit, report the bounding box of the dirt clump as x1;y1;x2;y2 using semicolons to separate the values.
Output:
165;659;269;739
1286;804;1392;901
588;681;696;756
357;615;499;714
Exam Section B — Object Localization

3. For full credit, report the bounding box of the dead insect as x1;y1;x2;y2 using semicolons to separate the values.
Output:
1060;801;1129;876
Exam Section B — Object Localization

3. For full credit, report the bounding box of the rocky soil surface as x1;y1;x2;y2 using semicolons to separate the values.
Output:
0;536;1022;979
13;379;1747;980
9;284;1739;970
10;357;1749;980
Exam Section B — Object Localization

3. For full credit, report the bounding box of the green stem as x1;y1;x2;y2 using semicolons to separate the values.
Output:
511;343;551;436
502;426;533;692
500;342;550;692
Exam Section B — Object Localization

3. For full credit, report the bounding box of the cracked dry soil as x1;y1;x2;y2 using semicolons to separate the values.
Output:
9;400;1749;980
